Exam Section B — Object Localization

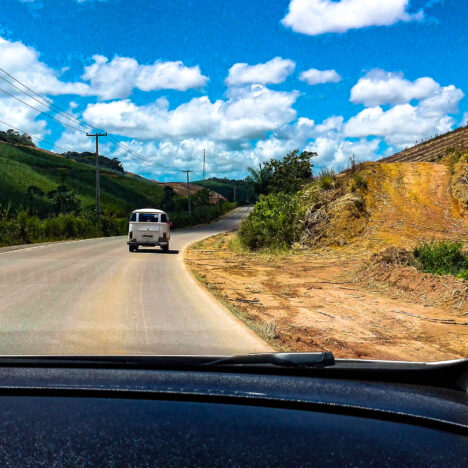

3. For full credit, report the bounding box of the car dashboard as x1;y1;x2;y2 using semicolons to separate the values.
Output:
0;362;466;466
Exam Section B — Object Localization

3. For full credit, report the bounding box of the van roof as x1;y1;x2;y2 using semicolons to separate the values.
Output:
132;208;167;214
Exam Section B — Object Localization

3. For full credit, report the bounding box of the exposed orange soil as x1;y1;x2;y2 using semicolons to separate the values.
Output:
185;162;468;361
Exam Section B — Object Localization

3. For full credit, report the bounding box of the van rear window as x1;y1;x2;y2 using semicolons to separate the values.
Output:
139;213;159;222
130;213;136;222
160;214;167;223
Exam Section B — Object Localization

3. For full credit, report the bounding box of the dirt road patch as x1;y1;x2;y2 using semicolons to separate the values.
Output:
185;233;468;360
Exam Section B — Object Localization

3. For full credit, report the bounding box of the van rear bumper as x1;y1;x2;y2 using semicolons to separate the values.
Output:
127;239;169;247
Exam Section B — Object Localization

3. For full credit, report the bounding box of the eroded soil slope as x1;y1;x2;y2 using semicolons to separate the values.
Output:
185;161;468;361
356;162;467;251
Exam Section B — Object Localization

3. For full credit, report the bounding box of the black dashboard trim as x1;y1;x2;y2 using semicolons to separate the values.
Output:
1;385;467;437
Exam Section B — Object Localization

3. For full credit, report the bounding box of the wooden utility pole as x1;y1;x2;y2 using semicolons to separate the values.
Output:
202;148;206;181
181;170;193;216
86;132;107;218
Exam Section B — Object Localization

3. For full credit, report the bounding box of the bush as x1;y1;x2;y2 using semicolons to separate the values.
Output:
0;212;127;247
0;202;236;247
238;192;304;250
351;172;368;191
316;168;336;190
413;241;468;280
169;201;236;229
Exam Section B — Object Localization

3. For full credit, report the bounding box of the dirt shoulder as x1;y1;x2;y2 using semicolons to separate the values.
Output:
185;232;468;361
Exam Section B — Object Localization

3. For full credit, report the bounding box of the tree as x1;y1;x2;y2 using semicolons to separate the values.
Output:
47;185;81;215
191;188;211;207
246;163;272;196
264;150;316;194
161;186;176;211
57;168;70;185
27;186;44;198
0;129;35;147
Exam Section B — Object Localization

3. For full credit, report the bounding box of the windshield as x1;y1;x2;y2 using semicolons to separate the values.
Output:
0;0;466;362
138;213;160;223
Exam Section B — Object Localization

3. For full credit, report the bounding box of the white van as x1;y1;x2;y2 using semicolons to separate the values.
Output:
127;208;171;252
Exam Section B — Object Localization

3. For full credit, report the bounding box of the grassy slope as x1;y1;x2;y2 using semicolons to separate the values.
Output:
193;179;253;202
0;143;164;217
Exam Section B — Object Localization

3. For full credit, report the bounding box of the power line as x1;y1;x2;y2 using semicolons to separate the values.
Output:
0;66;92;131
0;118;72;154
0;67;180;170
0;74;92;131
0;86;86;133
0;67;186;174
0;68;173;169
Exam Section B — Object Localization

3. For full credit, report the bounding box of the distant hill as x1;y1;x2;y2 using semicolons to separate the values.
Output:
193;178;254;202
62;151;124;173
0;141;164;217
154;181;227;204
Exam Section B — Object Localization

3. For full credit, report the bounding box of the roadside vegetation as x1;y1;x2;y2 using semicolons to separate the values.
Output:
0;137;237;247
193;177;254;203
413;241;468;280
238;150;371;252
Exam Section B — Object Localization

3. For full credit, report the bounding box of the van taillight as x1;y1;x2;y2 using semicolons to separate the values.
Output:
163;232;167;239
129;232;133;240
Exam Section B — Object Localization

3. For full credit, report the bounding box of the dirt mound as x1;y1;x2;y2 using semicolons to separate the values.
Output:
369;247;419;267
300;160;468;252
301;192;368;246
354;247;468;313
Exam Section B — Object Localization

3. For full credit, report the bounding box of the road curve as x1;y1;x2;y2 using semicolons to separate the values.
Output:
0;207;271;355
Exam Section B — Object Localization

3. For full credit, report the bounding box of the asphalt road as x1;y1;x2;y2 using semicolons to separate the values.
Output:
0;207;271;355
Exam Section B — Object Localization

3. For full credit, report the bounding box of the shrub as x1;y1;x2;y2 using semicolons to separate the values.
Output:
238;192;304;250
351;172;368;191
169;201;236;229
316;168;336;190
413;241;468;279
0;201;236;247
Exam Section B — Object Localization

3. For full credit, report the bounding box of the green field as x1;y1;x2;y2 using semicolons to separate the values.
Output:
0;142;164;217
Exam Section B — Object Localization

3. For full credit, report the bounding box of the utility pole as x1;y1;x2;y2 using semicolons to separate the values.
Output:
86;132;107;218
181;170;193;216
202;148;206;181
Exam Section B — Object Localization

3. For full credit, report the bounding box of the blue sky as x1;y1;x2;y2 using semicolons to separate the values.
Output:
0;0;466;181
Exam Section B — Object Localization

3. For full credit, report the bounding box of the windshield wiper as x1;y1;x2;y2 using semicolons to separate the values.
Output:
0;353;334;368
202;352;335;368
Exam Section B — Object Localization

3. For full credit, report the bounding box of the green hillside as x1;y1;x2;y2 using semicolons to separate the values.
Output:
0;142;236;247
193;178;254;203
0;142;164;217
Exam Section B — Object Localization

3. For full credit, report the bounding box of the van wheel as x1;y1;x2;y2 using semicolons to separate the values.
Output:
129;245;137;252
162;245;169;252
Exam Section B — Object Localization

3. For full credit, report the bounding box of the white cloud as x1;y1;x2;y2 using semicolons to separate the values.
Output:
346;73;464;147
305;137;381;167
300;68;341;85
225;57;295;86
136;61;208;92
350;69;439;106
0;96;48;138
82;84;299;142
282;0;423;36
82;55;208;100
0;37;90;96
